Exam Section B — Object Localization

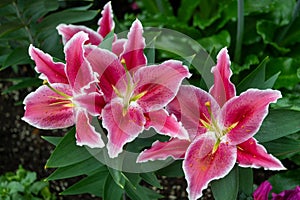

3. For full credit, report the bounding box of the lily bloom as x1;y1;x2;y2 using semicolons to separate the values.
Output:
57;1;125;56
84;19;190;158
253;181;273;200
22;31;105;148
253;181;300;200
137;47;285;200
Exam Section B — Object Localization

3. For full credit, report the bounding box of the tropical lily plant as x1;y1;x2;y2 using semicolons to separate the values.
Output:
137;48;285;199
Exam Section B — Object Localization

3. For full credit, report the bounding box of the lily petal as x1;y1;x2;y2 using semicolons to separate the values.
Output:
137;138;190;162
84;45;125;99
183;132;237;200
97;1;115;38
64;31;97;93
144;109;189;140
253;181;272;200
167;85;220;140
121;19;147;73
237;138;285;170
73;92;105;116
112;38;126;56
57;24;103;45
134;60;190;112
222;89;282;145
102;100;145;158
209;47;235;107
22;84;74;129
75;109;105;148
29;45;68;84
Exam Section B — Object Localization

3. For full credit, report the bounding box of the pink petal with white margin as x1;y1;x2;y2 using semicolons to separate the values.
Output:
167;85;220;140
209;47;236;107
97;1;115;38
221;89;282;145
75;109;104;148
183;132;237;200
29;45;68;84
134;60;191;112
137;138;190;163
73;92;105;116
144;109;189;140
102;100;145;158
57;24;103;45
84;45;126;99
22;84;74;129
64;31;97;94
121;19;147;73
112;38;126;56
237;138;285;170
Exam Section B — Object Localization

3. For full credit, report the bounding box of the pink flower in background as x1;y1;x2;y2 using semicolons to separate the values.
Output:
253;181;300;200
84;19;190;158
253;181;272;200
137;47;285;200
57;1;125;56
22;32;105;148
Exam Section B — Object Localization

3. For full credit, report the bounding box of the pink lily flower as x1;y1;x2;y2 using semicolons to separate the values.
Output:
137;47;285;200
84;19;190;158
56;1;125;56
22;31;105;148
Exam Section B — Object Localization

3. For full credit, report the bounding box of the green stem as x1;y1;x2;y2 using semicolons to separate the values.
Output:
276;0;300;44
234;0;244;64
12;1;34;44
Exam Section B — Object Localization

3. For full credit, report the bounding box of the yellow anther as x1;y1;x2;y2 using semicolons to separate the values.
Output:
131;90;147;102
199;118;211;129
227;121;239;132
121;58;126;65
112;85;123;98
205;101;211;107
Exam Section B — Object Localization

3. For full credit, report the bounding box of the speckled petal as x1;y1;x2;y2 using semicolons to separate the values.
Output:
209;47;235;107
237;138;285;170
22;84;74;129
29;45;68;84
75;109;104;148
134;60;190;112
183;133;236;200
102;100;145;158
144;109;189;140
137;138;190;162
222;89;282;145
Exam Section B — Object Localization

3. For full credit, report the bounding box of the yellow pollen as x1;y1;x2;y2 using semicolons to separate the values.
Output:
205;101;211;107
121;58;126;65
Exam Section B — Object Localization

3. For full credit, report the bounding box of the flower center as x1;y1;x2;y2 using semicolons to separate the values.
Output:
112;59;147;115
43;80;74;108
200;101;238;153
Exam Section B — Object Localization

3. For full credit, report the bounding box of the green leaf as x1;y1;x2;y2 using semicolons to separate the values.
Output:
262;136;300;158
268;169;300;194
124;182;150;200
140;172;162;189
236;57;280;93
178;0;201;22
98;31;114;51
211;165;239;200
103;175;124;200
36;9;98;31
255;109;300;142
0;21;23;38
61;169;108;196
266;57;300;89
198;30;231;53
238;167;253;196
156;160;184;177
46;157;105;181
45;128;92;168
3;47;30;68
41;136;62;146
1;78;42;94
107;167;126;189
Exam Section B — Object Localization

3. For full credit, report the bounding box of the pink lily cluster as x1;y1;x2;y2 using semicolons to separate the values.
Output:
22;2;285;199
22;2;190;158
137;48;286;199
